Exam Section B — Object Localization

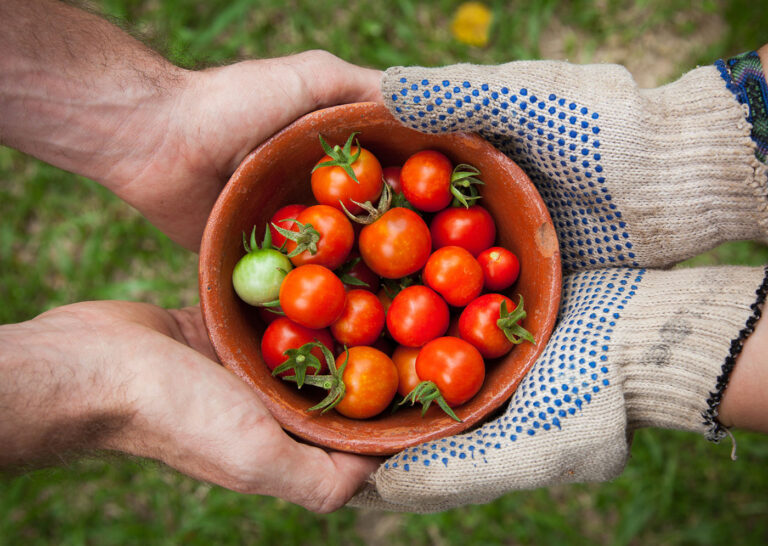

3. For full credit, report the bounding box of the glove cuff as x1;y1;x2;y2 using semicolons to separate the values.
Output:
619;266;768;437
717;51;768;164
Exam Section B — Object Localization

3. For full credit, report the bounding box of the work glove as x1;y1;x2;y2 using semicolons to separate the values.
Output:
350;52;768;512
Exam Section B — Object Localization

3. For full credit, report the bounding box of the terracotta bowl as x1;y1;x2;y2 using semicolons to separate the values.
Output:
199;102;561;456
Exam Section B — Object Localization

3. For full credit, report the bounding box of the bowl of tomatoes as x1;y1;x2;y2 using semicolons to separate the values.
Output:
199;102;561;456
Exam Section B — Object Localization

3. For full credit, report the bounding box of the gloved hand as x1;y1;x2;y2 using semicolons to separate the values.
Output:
350;52;768;512
384;56;768;272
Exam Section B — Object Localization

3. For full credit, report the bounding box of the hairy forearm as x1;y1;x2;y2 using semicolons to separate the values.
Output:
0;313;133;468
0;0;189;189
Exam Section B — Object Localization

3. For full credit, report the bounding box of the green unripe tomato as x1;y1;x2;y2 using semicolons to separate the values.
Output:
232;247;293;306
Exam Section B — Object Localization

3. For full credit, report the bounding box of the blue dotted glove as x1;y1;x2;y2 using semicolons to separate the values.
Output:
350;58;768;512
385;60;768;271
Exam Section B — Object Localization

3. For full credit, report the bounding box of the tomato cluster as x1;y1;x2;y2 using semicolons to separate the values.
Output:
233;132;534;421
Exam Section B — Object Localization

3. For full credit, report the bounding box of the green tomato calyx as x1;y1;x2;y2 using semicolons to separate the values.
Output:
243;225;274;254
497;295;536;345
272;340;326;388
399;381;461;422
283;343;348;414
450;163;484;208
313;132;362;184
271;219;321;258
339;181;392;225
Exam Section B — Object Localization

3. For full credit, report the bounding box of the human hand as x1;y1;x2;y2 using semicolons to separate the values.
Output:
108;51;382;251
349;54;768;512
1;1;381;252
382;55;768;271
0;301;379;513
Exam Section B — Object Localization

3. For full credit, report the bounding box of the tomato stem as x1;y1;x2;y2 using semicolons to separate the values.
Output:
450;163;484;208
313;132;362;184
339;181;392;224
272;340;326;388
281;343;349;414
497;295;536;345
399;380;462;422
243;225;274;254
271;219;321;258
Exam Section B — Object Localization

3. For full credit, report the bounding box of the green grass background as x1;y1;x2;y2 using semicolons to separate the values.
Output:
2;0;768;544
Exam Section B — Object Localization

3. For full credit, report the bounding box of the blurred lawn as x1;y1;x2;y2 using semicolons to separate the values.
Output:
2;0;768;544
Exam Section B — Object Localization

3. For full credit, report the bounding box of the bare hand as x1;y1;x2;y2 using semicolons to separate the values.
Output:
110;51;383;250
2;301;379;513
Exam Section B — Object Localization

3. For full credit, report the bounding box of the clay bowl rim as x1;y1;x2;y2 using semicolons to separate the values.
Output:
199;101;562;456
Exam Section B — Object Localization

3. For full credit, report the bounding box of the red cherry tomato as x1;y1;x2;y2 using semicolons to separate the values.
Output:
284;205;354;271
269;204;307;249
400;150;454;212
477;247;520;291
279;264;346;329
311;144;383;214
392;345;421;398
386;285;449;347
459;293;524;359
359;207;431;279
430;205;496;257
416;336;485;407
423;246;484;307
330;289;386;347
260;317;333;377
334;346;398;419
382;166;403;194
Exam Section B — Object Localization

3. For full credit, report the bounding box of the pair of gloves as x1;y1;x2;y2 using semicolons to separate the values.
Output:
351;52;768;512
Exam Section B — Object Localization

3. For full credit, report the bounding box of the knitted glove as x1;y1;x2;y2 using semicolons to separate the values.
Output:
382;55;768;271
349;53;768;512
352;265;767;512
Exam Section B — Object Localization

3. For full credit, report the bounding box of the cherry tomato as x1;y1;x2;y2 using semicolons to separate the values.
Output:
269;204;306;249
386;285;449;347
330;289;386;347
382;166;403;194
279;264;346;329
400;150;453;212
430;205;496;257
416;336;485;407
260;317;334;377
477;247;520;291
283;205;354;270
392;345;421;398
359;207;431;279
311;138;383;214
459;293;529;358
232;228;293;306
334;346;398;419
358;207;432;279
423;246;484;307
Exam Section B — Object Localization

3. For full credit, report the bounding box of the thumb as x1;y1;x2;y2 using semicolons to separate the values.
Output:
281;50;384;108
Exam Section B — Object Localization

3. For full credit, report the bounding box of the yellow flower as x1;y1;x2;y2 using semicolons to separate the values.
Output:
451;2;493;47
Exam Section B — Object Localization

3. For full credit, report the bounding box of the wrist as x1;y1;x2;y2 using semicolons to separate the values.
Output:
0;0;191;192
0;308;136;467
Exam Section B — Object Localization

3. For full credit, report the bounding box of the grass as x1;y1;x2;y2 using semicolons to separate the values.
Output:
2;0;768;544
